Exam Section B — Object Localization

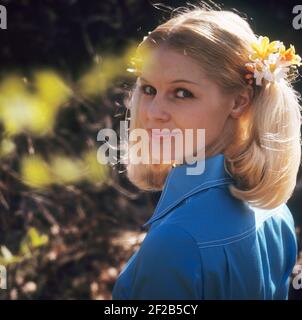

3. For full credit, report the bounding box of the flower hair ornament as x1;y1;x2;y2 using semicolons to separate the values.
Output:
244;36;302;86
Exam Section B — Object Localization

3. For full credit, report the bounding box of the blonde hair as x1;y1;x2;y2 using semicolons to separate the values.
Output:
125;2;302;209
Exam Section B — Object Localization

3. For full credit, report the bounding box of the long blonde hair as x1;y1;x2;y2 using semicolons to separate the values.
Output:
125;3;302;209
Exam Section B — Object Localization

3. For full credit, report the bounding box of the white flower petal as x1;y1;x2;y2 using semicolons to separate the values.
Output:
254;70;264;85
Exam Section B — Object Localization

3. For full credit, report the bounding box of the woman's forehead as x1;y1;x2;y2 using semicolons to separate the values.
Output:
139;47;207;84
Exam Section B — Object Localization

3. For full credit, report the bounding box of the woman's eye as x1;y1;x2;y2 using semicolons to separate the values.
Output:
175;88;194;99
139;85;194;99
140;85;156;95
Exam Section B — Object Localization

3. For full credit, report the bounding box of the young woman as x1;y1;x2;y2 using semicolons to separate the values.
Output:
112;4;301;300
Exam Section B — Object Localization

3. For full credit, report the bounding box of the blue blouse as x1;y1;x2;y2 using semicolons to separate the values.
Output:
112;153;297;300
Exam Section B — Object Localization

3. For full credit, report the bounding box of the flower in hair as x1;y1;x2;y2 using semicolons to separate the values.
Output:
244;36;301;86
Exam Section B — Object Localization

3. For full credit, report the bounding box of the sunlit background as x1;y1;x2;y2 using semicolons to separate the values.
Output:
0;0;301;299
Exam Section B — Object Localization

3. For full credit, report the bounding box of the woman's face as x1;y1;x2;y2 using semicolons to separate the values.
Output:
136;46;235;164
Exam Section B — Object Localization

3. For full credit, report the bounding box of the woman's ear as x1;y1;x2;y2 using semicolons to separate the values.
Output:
229;86;253;119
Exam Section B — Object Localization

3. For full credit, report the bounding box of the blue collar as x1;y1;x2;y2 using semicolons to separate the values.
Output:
142;153;235;228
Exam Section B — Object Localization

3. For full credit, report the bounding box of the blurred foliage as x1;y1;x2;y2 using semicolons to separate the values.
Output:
0;0;301;300
0;0;159;300
0;227;48;266
20;150;109;188
0;72;70;136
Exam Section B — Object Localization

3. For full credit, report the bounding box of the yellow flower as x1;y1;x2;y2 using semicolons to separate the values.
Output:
250;36;280;61
279;44;301;66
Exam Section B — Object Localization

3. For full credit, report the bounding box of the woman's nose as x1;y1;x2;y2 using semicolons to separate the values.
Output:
146;95;171;122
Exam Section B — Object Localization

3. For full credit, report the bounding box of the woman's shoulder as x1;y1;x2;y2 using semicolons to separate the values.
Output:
157;186;296;251
252;203;297;254
157;185;255;244
252;203;295;231
123;197;297;300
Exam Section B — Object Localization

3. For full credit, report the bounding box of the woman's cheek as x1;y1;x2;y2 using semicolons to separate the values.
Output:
206;123;224;146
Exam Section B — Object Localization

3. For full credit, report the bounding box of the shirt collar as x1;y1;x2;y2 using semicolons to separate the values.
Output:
142;152;235;228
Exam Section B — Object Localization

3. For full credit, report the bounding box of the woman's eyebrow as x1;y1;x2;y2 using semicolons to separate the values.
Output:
139;76;200;86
